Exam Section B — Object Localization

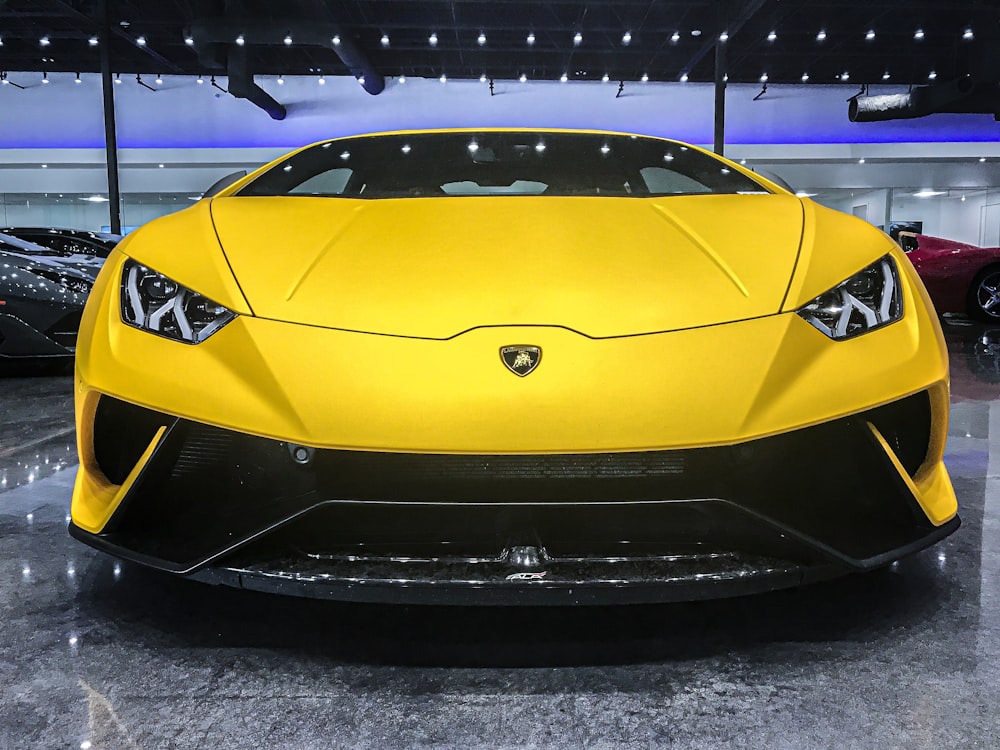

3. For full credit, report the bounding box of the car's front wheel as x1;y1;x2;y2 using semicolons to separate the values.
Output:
968;266;1000;321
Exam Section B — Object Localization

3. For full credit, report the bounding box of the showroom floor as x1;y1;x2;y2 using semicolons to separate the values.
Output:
2;320;999;749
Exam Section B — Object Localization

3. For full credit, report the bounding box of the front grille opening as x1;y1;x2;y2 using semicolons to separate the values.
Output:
93;395;174;485
45;311;82;350
866;391;932;477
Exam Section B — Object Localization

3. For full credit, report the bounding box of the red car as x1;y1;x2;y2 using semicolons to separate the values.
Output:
900;233;1000;321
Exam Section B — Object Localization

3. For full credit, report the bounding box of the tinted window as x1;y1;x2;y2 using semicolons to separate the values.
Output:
239;132;770;199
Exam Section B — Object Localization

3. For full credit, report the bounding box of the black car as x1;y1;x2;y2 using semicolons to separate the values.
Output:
1;227;120;259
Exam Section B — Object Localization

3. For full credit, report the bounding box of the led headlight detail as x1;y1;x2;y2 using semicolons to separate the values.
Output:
797;255;902;340
121;259;236;344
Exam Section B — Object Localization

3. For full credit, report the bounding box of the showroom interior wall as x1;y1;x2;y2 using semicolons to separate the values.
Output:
1;71;999;239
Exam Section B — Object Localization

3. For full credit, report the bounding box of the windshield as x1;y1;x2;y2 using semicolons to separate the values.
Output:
238;132;770;199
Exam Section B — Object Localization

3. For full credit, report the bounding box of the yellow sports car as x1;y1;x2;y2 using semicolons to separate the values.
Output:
69;129;959;604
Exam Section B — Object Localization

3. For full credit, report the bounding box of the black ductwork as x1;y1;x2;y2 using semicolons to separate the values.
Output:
185;18;385;95
849;76;1000;122
227;44;286;120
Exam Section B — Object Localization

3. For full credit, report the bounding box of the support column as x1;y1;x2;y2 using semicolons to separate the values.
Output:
97;0;122;234
714;41;727;156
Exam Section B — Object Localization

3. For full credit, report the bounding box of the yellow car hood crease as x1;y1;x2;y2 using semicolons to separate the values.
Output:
208;194;805;338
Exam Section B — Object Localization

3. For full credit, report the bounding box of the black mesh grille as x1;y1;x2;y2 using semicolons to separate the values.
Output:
93;396;175;485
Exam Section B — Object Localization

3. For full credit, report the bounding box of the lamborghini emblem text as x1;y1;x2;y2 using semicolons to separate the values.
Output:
500;345;542;377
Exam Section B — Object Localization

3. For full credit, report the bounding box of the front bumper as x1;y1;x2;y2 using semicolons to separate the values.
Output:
69;391;959;604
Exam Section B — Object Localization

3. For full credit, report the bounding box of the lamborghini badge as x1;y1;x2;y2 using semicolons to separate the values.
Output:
500;346;542;376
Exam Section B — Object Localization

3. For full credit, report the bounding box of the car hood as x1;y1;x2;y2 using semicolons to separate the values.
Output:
209;194;804;338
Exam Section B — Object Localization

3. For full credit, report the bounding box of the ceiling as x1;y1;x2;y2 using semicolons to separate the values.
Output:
0;0;996;86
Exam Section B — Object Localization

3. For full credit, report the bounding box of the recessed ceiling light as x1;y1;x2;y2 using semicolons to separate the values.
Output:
318;75;325;84
670;31;680;43
526;32;535;45
979;157;987;163
276;75;284;84
479;73;486;83
840;71;850;81
573;32;583;45
602;73;610;82
39;36;50;46
115;73;122;84
801;72;810;82
767;30;777;42
235;34;244;46
928;71;937;80
816;30;827;41
560;73;568;82
719;31;729;42
621;31;632;45
858;158;866;164
155;75;162;84
283;34;292;45
477;33;486;46
184;35;194;45
519;73;527;83
332;35;341;46
399;74;406;83
41;73;49;83
641;73;648;82
88;36;98;46
691;29;702;37
963;28;974;40
679;72;689;82
914;29;925;40
760;73;768;83
380;34;390;47
196;75;203;84
429;32;438;46
865;29;876;41
136;36;146;46
882;71;891;80
439;73;447;83
75;73;81;83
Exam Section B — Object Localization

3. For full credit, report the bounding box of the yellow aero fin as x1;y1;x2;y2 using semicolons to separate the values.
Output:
867;422;957;527
71;425;167;534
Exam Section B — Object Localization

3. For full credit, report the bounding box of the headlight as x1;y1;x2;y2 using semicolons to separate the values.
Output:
121;259;236;344
796;255;902;340
32;268;93;294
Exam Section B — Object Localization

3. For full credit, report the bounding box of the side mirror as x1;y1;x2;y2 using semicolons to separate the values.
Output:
202;170;248;198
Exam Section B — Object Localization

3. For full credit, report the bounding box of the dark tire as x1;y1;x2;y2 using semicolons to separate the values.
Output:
968;266;1000;322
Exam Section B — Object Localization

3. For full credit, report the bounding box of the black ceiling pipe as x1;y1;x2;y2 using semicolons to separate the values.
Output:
849;76;1000;122
185;19;385;95
227;44;286;120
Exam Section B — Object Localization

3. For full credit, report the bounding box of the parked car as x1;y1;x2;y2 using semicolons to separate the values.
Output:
899;232;1000;321
1;227;120;259
0;234;102;360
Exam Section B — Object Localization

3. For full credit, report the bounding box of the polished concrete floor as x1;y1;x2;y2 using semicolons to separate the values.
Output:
2;321;1000;749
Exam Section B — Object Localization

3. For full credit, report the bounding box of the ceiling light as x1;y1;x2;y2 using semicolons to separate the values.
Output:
963;28;974;41
318;75;326;84
526;32;535;45
840;71;850;81
928;71;937;80
439;73;447;83
88;36;98;46
401;144;411;154
801;72;810;82
75;73;81;83
136;36;146;46
739;159;747;165
601;73;610;82
641;73;648;82
858;158;866;164
573;32;583;46
380;34;390;47
979;157;987;163
865;29;876;41
560;73;568;83
82;196;110;203
914;190;946;198
600;144;611;155
962;195;967;202
519;73;527;83
468;141;479;153
114;73;122;84
719;32;729;42
283;34;292;45
882;71;891;80
155;75;162;84
767;30;777;42
39;36;50;46
196;75;204;84
679;72;689;82
277;75;284;84
535;142;546;153
429;32;438;46
184;35;194;45
235;34;244;46
664;153;674;161
477;32;487;46
816;30;827;41
670;31;680;44
914;29;925;40
691;29;702;37
332;35;341;46
41;163;47;168
340;151;350;160
621;31;632;45
479;73;486;83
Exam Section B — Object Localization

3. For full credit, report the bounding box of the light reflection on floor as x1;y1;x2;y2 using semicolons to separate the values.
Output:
1;320;999;748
